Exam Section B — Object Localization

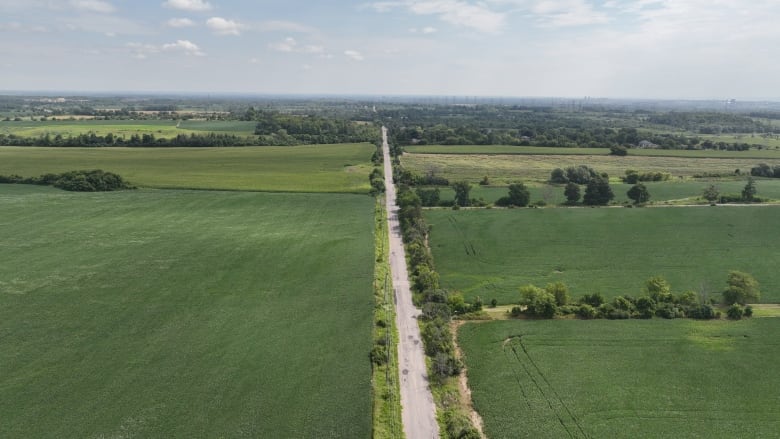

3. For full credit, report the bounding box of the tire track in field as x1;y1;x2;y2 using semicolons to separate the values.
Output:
504;336;590;439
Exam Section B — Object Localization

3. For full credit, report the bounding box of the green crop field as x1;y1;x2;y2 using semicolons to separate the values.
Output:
434;179;780;205
425;206;780;304
405;144;780;158
458;319;780;439
0;144;374;192
0;119;257;138
0;185;374;438
401;152;780;184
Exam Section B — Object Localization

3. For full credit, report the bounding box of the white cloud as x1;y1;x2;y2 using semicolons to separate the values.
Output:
371;0;505;34
206;17;244;35
163;39;205;56
268;37;325;54
344;50;364;61
166;18;196;28
128;39;205;59
162;0;212;12
69;0;115;14
528;0;610;27
256;20;316;34
422;26;437;34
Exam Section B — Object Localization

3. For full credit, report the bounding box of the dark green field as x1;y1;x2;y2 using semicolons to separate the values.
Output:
459;319;780;438
426;206;780;304
0;144;374;193
0;185;374;438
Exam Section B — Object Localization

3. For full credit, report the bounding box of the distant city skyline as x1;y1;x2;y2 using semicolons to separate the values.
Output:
1;0;778;99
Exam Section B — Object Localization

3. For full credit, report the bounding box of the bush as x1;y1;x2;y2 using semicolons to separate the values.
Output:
727;304;744;320
688;304;717;320
576;304;597;319
744;305;754;318
370;345;389;365
519;285;558;318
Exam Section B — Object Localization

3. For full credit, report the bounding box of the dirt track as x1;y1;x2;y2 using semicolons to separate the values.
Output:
382;126;440;439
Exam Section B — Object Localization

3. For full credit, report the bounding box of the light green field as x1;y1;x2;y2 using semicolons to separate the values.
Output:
0;185;374;438
405;144;780;158
435;179;780;205
0;144;374;192
459;319;780;439
402;152;780;184
425;206;780;304
0;119;257;138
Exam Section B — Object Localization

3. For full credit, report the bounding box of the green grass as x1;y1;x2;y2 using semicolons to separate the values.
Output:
0;144;374;193
458;319;780;439
405;144;780;159
401;152;780;184
0;185;375;438
425;206;780;304
0;119;257;138
434;179;780;204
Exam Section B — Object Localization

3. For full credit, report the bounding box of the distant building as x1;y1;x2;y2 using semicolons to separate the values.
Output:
637;140;659;149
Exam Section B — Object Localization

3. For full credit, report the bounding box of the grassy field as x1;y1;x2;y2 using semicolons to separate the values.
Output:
405;144;780;158
402;152;780;184
0;144;374;193
434;179;780;205
458;319;780;439
0;119;257;138
425;206;780;304
0;185;374;438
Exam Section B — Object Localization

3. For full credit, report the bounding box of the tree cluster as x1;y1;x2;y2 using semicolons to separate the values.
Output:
750;163;780;178
0;132;253;147
253;111;379;144
511;273;760;321
0;170;134;192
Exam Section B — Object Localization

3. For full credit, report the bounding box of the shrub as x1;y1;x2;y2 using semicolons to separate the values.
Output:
576;304;597;319
370;345;388;365
744;305;754;318
727;304;744;320
688;304;717;320
722;271;760;305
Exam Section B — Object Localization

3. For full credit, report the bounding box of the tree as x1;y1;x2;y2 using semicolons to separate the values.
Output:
507;183;531;207
645;276;672;303
545;282;570;306
723;271;760;305
610;145;628;156
702;184;719;203
519;285;558;318
627;183;650;204
564;182;581;204
727;304;744;320
452;180;471;207
741;176;757;202
583;175;614;206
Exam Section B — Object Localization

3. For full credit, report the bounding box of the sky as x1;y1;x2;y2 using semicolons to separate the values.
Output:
1;0;778;99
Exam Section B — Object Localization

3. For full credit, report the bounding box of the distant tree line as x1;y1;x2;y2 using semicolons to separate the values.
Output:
0;132;254;147
750;163;780;178
252;111;379;144
0;170;134;191
383;106;776;150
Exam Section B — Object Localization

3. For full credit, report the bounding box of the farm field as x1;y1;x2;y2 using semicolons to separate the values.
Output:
0;144;374;193
425;206;780;304
0;185;374;438
458;319;780;439
401;152;780;184
405;144;780;158
0;119;258;138
434;179;780;205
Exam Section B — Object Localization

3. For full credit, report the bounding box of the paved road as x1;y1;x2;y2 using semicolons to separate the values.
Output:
382;126;440;439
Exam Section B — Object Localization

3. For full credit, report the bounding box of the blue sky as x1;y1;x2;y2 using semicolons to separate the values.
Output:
1;0;778;99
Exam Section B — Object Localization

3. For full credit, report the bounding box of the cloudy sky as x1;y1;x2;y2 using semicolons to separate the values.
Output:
1;0;778;99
